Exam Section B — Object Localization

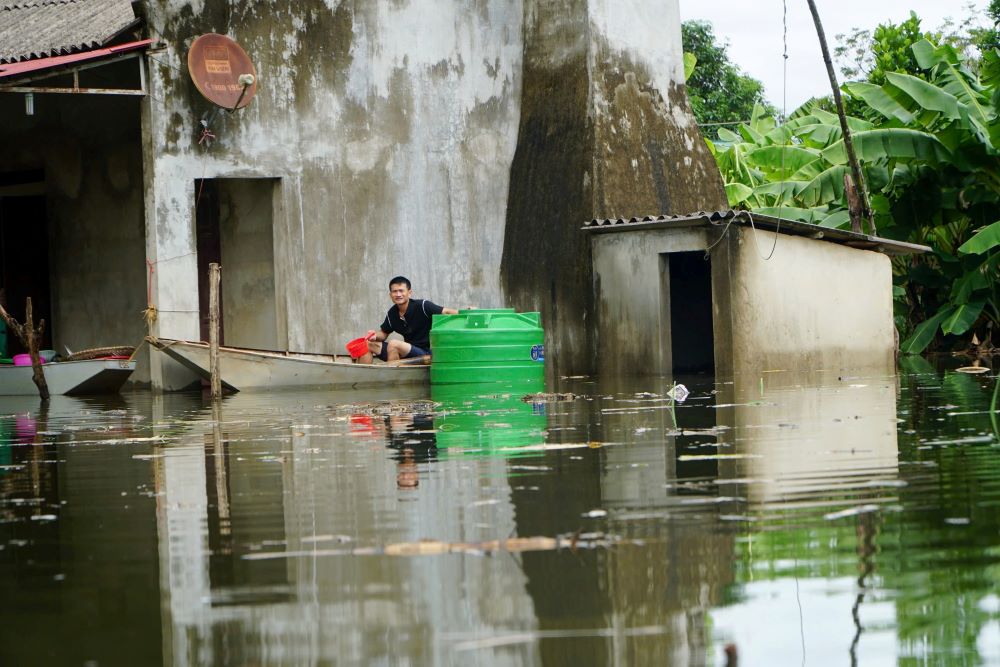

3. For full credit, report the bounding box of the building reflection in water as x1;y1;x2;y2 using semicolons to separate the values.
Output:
710;368;900;665
153;387;541;666
0;394;163;667
509;375;736;666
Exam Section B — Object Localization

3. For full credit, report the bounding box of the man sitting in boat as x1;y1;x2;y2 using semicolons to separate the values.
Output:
355;276;457;364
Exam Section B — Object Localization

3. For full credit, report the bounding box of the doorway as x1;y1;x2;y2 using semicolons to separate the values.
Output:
195;178;278;349
0;169;52;356
667;251;714;374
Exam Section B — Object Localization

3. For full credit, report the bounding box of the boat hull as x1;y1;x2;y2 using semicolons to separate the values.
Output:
147;338;429;392
0;358;136;396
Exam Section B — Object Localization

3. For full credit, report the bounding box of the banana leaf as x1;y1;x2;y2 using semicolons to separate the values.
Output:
717;127;742;143
794;123;843;148
817;209;852;229
845;82;916;125
796;164;848;208
724;183;754;206
885;72;962;120
950;254;1000;302
941;299;986;336
752;180;803;205
809;108;874;132
745;146;822;175
820;128;950;165
958;220;1000;254
752;206;823;223
912;39;991;127
900;309;951;355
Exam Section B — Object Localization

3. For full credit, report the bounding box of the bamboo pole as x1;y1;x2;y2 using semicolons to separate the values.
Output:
209;263;221;399
0;297;49;400
806;0;877;236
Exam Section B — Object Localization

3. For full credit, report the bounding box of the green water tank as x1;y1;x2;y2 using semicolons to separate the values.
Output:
430;309;544;384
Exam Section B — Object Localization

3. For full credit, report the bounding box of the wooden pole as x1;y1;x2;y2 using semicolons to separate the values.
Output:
0;298;49;400
209;262;221;399
806;0;877;236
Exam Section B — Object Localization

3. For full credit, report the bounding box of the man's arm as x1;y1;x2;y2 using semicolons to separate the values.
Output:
442;307;458;315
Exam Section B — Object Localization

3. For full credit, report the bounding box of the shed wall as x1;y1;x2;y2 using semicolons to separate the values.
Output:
726;227;895;374
591;226;896;378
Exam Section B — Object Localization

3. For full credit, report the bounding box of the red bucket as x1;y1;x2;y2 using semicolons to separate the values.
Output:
345;337;370;359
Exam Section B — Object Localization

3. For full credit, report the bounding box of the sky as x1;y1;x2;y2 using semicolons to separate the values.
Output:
676;0;991;111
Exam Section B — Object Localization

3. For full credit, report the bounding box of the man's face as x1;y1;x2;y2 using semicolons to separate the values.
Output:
389;282;411;307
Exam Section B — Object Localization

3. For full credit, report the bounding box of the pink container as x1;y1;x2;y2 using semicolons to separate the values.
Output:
12;354;43;366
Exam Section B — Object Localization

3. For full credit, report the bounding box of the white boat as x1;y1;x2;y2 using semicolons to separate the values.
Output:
0;357;136;396
146;337;429;392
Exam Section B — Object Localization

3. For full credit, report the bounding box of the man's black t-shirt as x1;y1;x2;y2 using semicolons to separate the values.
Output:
380;299;444;350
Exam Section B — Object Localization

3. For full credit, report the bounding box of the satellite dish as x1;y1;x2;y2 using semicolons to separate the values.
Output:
187;33;258;110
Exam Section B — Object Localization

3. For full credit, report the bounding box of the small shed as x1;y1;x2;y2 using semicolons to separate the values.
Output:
584;210;929;377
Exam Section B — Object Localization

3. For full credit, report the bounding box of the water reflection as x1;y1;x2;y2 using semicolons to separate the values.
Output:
708;370;902;665
6;364;1000;665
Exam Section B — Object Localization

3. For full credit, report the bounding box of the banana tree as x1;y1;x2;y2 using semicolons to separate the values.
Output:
708;38;1000;354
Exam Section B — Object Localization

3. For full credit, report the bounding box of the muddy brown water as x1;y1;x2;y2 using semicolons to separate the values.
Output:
2;358;999;665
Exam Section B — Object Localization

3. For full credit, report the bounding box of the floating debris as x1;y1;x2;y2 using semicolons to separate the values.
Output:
243;533;622;560
666;383;689;403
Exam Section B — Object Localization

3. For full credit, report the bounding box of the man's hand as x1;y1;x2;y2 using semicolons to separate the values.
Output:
365;330;377;340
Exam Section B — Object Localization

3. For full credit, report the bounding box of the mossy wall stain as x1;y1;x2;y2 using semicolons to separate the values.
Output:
503;2;726;376
591;38;726;216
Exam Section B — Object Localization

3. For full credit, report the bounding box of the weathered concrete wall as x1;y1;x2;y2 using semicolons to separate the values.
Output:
591;225;897;377
0;92;147;354
141;0;523;388
502;0;726;376
724;227;895;374
217;178;278;349
591;227;711;376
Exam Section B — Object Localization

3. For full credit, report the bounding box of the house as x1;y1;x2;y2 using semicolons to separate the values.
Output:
585;210;930;377
1;1;726;388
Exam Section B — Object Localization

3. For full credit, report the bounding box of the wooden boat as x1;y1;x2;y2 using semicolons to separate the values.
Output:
0;357;136;396
145;336;429;392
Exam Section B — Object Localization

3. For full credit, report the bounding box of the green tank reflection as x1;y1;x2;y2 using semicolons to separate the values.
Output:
431;380;547;456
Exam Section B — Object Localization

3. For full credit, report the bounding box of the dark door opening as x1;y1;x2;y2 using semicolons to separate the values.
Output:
195;178;223;343
195;177;278;350
0;174;52;356
668;251;714;374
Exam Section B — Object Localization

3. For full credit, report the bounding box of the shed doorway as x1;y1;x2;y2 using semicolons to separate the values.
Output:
667;251;714;374
195;178;278;350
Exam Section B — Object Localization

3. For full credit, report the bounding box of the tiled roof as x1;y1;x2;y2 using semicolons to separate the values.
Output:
0;0;138;64
583;210;931;255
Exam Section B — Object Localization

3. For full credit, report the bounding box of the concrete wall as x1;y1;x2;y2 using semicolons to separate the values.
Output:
501;0;726;377
0;86;147;355
141;0;523;385
217;178;278;349
590;226;712;376
723;227;895;375
591;224;897;377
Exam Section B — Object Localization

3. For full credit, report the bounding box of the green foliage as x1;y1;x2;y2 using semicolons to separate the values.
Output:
710;25;1000;355
681;20;777;136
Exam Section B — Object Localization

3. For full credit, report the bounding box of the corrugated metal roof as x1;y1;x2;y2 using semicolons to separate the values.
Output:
583;210;931;255
0;0;138;64
0;38;151;80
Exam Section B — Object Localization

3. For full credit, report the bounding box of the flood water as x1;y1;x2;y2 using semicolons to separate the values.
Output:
2;358;1000;665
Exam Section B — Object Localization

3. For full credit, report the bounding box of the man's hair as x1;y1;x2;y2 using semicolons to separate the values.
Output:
389;276;411;290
